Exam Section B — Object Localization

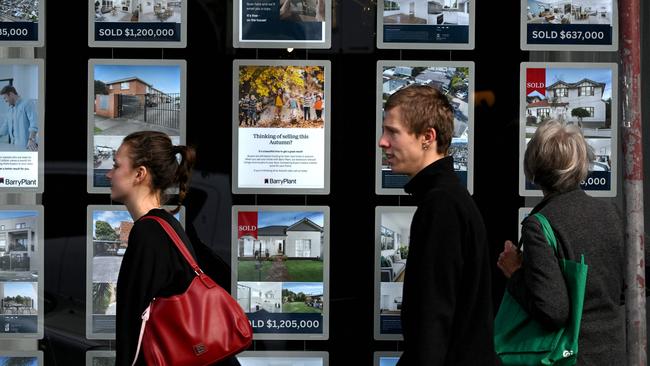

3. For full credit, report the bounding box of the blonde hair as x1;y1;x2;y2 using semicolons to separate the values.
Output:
524;120;594;192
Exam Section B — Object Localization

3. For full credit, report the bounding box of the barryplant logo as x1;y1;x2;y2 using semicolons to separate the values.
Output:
1;178;36;187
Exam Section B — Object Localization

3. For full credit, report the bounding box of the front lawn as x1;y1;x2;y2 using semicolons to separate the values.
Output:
282;302;322;313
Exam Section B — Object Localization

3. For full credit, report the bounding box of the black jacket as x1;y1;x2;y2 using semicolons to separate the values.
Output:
397;157;495;366
507;189;625;365
115;209;241;366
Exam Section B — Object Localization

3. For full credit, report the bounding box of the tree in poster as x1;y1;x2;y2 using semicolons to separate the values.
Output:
238;65;325;128
571;107;590;128
93;283;113;314
95;221;118;241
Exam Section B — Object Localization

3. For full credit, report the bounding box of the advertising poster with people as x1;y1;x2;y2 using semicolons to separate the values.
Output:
232;206;329;340
237;351;328;366
87;59;185;194
234;0;331;48
0;60;44;193
86;205;182;339
519;62;618;197
0;206;43;339
377;0;475;49
376;61;474;195
233;60;330;195
374;207;414;340
521;0;617;51
0;0;43;46
89;0;186;47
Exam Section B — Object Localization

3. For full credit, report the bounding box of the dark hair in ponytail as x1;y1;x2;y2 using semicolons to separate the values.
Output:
122;131;196;214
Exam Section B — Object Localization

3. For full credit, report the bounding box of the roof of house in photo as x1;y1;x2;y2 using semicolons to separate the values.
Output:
258;217;323;237
105;76;152;87
287;217;323;232
547;78;606;90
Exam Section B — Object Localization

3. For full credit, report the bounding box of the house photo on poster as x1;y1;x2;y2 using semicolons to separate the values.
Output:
522;0;617;50
233;0;331;48
0;61;44;193
374;352;401;366
90;0;186;47
0;0;43;45
374;207;414;340
237;351;328;366
86;205;182;339
232;206;329;340
376;61;474;195
0;207;43;338
0;351;42;366
377;0;474;49
520;62;618;197
88;60;185;193
232;60;330;194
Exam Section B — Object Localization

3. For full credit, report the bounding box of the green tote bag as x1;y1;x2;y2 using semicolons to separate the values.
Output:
494;213;588;366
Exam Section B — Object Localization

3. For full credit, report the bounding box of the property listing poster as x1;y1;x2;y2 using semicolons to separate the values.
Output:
0;0;42;45
86;351;115;366
374;352;401;366
86;206;182;339
237;351;327;366
0;352;42;366
520;63;618;197
235;0;330;48
0;206;43;338
233;60;330;194
378;0;474;49
0;61;43;192
88;60;185;194
376;61;474;195
232;206;329;340
522;0;617;50
91;0;185;46
374;207;414;340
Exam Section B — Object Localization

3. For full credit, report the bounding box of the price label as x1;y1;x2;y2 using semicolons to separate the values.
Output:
246;313;324;334
0;28;29;38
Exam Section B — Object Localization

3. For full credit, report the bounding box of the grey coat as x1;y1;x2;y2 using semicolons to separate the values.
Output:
507;189;625;365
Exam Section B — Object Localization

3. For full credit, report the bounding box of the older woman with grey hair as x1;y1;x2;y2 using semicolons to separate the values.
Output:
497;119;625;365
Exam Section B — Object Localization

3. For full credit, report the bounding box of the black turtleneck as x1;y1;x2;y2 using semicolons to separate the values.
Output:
397;157;496;366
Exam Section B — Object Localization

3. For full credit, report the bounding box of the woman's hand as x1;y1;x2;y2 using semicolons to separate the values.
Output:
497;240;522;279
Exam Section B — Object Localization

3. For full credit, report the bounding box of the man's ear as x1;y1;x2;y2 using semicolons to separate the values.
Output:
421;127;437;149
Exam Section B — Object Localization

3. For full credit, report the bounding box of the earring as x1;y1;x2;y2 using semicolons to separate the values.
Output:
422;144;429;151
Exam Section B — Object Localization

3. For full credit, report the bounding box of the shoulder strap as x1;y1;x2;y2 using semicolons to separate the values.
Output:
141;215;202;275
532;212;558;256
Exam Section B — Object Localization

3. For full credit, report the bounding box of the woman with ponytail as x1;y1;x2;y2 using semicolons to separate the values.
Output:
108;131;238;365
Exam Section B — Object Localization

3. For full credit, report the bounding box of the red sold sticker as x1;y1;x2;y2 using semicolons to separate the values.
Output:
238;211;258;239
526;68;546;97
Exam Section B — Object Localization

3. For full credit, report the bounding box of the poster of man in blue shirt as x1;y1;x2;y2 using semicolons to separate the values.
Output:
0;85;38;151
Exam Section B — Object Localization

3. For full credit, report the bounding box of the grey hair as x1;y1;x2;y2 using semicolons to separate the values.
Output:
524;119;594;193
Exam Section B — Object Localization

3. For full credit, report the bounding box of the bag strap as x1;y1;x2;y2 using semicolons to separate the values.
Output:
141;215;204;275
532;212;558;256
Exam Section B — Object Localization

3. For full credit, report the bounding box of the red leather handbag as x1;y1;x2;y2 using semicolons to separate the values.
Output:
131;216;253;366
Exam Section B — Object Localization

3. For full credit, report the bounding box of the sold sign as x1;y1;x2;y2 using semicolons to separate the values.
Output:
526;68;546;97
238;211;258;239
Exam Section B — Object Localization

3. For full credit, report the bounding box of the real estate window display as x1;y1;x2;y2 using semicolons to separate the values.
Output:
2;0;643;364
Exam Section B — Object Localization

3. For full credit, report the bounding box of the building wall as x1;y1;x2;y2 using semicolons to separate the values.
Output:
94;94;119;118
107;80;148;96
285;231;321;258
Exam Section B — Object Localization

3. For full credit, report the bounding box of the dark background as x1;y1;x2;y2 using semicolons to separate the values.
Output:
37;0;647;365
